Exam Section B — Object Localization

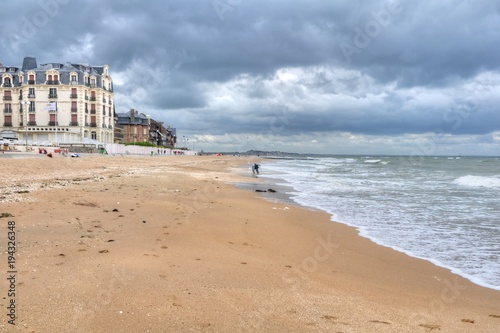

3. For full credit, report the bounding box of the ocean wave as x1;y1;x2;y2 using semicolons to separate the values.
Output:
453;175;500;189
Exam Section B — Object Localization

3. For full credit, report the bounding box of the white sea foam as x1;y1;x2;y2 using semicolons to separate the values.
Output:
453;175;500;189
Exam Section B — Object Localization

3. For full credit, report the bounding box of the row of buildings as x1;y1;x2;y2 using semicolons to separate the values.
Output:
0;56;177;148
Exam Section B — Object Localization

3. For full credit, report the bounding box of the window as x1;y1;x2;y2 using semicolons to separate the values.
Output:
71;75;77;84
91;131;97;140
3;77;11;87
71;101;77;112
49;88;57;98
3;90;12;101
4;103;12;113
29;101;35;112
28;88;35;98
49;113;58;126
4;115;12;126
71;88;77;98
29;74;35;84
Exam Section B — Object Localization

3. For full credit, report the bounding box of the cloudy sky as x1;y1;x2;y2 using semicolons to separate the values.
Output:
2;0;500;155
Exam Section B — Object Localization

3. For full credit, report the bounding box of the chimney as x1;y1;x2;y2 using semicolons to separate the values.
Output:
22;56;37;71
130;108;135;123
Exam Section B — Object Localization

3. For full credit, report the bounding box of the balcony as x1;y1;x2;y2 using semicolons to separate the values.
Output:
28;94;36;98
90;83;97;88
29;109;36;113
3;83;12;87
108;125;113;129
18;95;23;100
70;94;78;99
28;80;35;85
47;81;59;85
90;97;97;101
85;122;90;126
71;108;78;112
48;121;59;126
103;98;107;103
85;96;89;100
90;123;97;127
3;109;13;113
27;121;37;126
90;110;96;114
48;94;58;98
3;122;13;127
69;121;79;126
102;124;107;128
2;96;12;101
85;109;89;114
70;81;78;85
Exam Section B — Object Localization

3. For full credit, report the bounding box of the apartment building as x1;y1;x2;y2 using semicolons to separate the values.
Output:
0;56;115;144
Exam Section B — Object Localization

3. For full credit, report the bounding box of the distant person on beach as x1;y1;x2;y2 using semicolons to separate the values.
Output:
252;163;260;175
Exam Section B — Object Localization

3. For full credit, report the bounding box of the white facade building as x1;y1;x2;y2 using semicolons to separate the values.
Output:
0;56;114;144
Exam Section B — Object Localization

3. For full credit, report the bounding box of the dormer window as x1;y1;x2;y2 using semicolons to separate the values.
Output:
47;74;59;85
3;77;11;87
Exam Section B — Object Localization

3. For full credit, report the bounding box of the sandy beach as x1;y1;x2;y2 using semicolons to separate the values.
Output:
0;154;499;332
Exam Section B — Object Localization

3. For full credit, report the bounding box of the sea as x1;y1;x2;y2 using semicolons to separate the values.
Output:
258;155;500;290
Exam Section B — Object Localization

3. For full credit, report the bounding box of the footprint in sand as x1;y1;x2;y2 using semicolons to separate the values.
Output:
461;319;475;323
419;324;441;331
369;320;391;325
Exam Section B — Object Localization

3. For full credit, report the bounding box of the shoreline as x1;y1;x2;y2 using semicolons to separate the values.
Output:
1;155;499;332
251;159;500;292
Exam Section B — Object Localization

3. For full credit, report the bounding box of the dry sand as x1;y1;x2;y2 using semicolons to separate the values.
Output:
0;154;499;332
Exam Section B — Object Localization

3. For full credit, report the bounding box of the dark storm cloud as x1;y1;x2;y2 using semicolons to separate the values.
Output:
1;0;500;154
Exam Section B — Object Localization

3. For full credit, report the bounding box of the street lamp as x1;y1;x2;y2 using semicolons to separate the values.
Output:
21;101;29;150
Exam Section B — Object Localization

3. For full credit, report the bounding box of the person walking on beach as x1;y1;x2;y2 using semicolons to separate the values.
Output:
252;163;260;175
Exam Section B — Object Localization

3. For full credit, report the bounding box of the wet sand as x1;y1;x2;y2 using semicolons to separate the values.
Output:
0;155;499;332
